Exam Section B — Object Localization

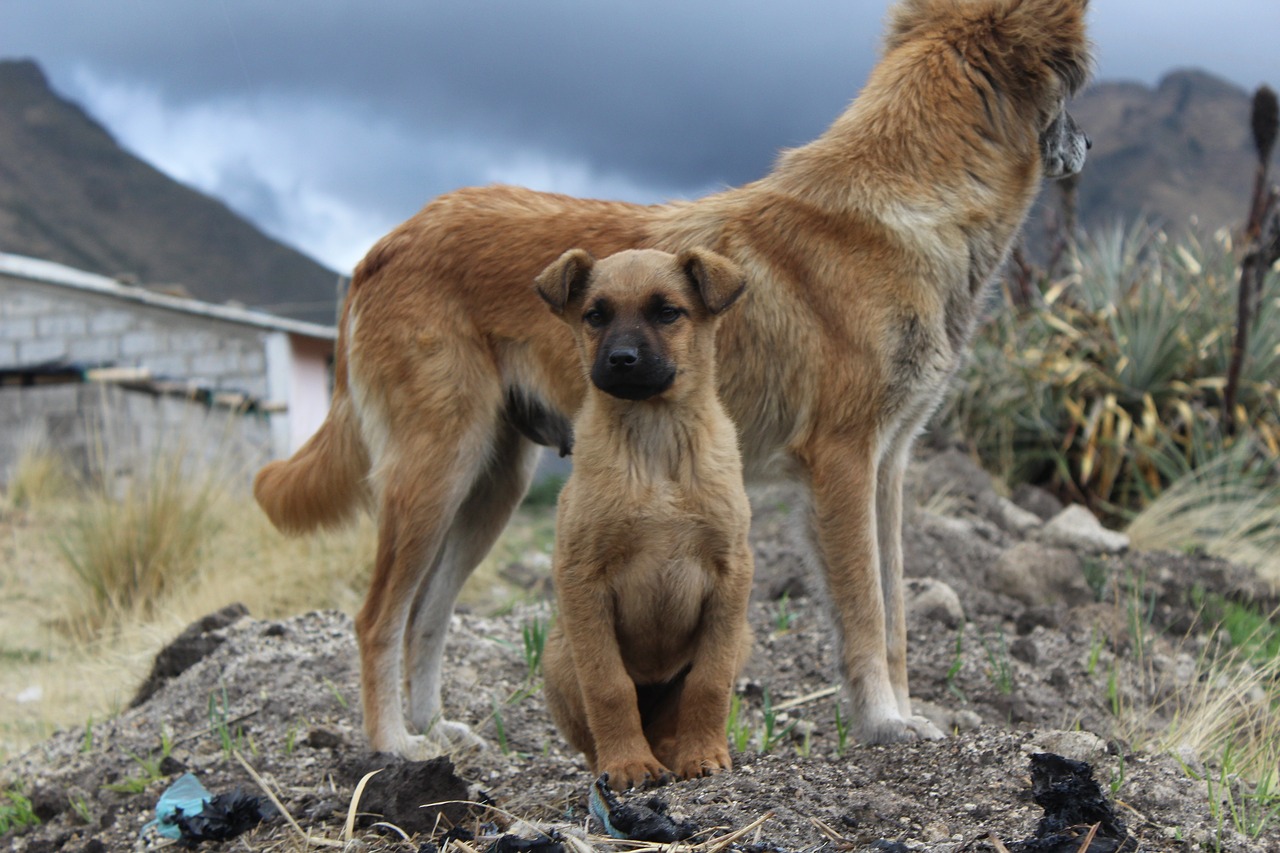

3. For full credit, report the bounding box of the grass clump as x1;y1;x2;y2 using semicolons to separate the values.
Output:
57;448;226;636
4;439;74;510
0;789;39;833
949;223;1279;520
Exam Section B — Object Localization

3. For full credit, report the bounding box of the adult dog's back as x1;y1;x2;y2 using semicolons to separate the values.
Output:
256;0;1092;757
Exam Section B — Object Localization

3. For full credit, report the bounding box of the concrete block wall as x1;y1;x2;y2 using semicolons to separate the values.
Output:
0;276;271;398
0;383;273;489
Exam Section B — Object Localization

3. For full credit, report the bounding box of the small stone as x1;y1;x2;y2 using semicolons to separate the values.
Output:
1040;505;1129;554
905;578;965;628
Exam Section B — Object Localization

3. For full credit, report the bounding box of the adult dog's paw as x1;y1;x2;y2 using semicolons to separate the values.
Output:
857;713;945;745
429;719;486;752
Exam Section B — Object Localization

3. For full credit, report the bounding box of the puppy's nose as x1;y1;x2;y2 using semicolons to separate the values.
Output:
608;346;639;369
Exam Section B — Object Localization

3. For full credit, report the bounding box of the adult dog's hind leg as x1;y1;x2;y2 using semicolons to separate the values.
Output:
357;453;472;757
404;423;542;745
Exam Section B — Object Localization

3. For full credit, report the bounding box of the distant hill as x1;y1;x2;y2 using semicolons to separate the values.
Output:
0;59;338;325
1031;69;1278;244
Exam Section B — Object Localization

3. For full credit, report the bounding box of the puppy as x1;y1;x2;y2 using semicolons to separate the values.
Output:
537;247;754;790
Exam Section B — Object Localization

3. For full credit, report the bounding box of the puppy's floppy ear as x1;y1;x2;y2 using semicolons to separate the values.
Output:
535;249;595;316
679;247;746;315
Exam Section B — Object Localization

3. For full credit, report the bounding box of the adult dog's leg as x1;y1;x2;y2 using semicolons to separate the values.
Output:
876;441;921;720
354;375;501;756
801;437;940;744
404;421;541;747
357;455;471;757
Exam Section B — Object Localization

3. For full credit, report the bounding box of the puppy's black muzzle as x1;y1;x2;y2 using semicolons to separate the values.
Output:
591;337;675;401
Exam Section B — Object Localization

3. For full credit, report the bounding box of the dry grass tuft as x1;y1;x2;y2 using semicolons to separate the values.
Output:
56;446;228;638
4;437;75;510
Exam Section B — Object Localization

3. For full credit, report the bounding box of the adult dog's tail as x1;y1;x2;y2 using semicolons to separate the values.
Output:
253;388;370;535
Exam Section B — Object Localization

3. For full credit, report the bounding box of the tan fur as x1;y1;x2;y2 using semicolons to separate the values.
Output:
253;0;1092;756
537;248;753;790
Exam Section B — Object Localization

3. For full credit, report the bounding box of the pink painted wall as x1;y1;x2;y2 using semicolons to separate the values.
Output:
287;335;333;454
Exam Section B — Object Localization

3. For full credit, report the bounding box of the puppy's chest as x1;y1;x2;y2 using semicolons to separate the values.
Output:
610;544;718;678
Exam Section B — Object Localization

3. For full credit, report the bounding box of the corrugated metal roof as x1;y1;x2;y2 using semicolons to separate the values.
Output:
0;252;337;341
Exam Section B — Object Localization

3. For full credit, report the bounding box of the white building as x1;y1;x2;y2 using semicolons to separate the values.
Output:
0;252;336;482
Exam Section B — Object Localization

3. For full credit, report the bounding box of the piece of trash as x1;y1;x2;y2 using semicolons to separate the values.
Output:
588;774;697;843
1013;753;1137;853
15;685;43;704
147;773;213;840
175;790;276;844
143;771;275;845
486;831;566;853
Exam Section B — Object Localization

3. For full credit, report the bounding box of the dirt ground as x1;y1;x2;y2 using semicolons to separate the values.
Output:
3;451;1278;852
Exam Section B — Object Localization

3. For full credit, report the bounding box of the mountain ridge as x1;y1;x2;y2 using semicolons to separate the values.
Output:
0;59;339;325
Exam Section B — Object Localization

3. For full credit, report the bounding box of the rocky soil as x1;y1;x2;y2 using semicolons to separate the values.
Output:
3;450;1278;852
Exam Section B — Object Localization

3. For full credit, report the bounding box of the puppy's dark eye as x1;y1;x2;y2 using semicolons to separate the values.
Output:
656;305;682;325
583;309;607;328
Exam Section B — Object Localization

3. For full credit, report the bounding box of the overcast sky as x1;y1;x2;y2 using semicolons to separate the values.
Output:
6;1;1280;273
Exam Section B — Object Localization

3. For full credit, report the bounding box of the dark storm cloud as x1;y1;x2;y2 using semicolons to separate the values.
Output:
6;0;1279;269
7;1;878;193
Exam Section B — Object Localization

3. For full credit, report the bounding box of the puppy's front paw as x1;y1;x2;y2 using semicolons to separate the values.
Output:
599;757;674;791
673;742;732;780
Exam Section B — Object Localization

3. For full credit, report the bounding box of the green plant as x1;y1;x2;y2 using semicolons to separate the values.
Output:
0;789;39;834
833;701;850;757
70;796;92;825
978;627;1014;696
1082;557;1109;601
208;683;243;757
771;592;796;633
81;716;94;754
323;677;349;710
103;743;169;794
1086;628;1105;676
1109;752;1126;798
795;724;813;758
945;624;967;702
491;697;511;755
947;222;1280;519
758;688;795;753
726;694;752;753
522;615;548;684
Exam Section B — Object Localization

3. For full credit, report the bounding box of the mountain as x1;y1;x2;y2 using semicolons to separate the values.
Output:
1033;69;1278;243
0;60;339;325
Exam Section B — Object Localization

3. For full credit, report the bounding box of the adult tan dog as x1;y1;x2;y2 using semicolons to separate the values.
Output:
254;0;1092;757
536;247;754;791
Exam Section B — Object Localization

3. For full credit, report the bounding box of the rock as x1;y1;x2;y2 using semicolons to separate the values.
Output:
1012;483;1065;521
914;449;998;510
989;543;1090;607
1028;731;1111;768
1039;505;1129;555
906;578;965;628
982;494;1044;536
